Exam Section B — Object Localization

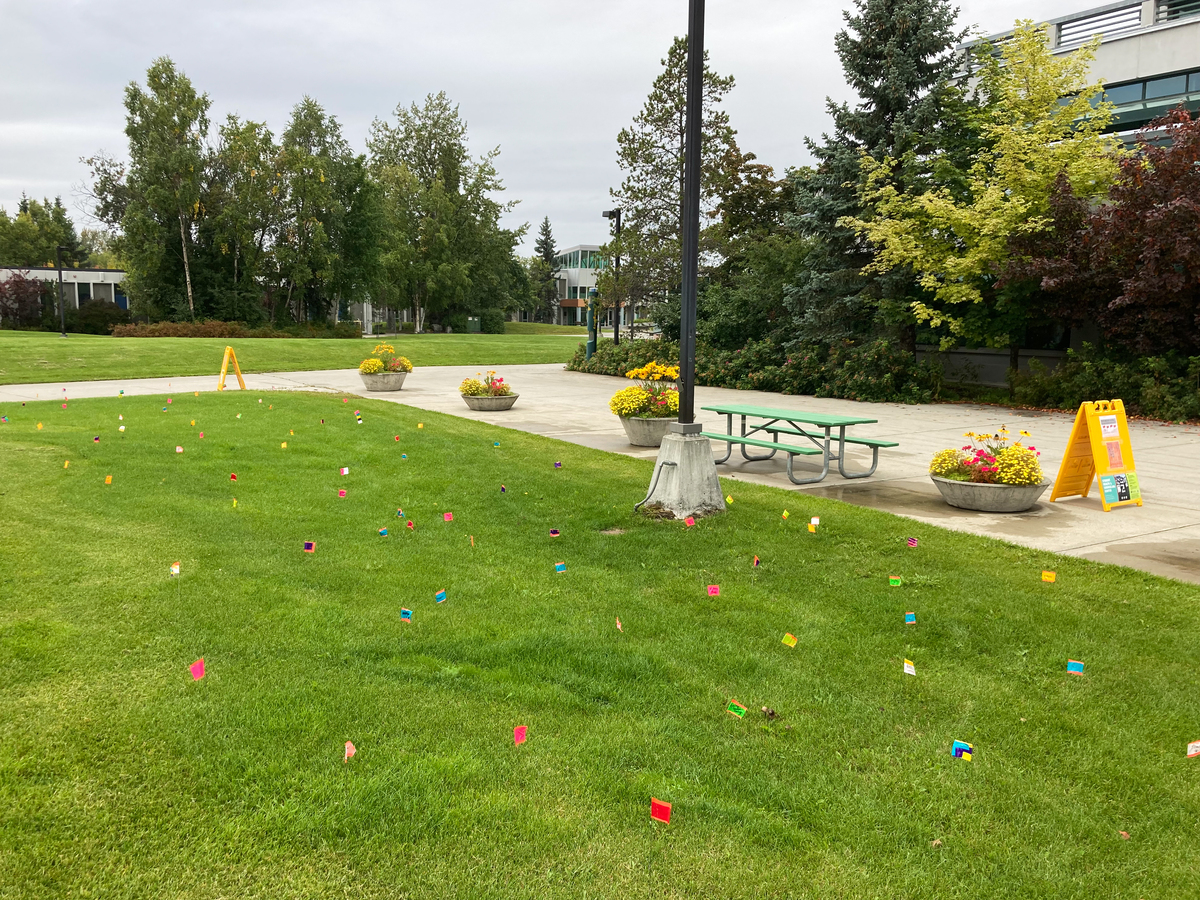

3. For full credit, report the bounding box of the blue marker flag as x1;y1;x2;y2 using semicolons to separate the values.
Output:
1067;659;1084;675
904;611;916;624
401;608;412;620
554;561;566;574
435;589;447;603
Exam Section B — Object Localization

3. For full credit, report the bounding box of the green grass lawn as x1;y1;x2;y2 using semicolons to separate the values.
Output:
1;392;1197;898
0;331;583;385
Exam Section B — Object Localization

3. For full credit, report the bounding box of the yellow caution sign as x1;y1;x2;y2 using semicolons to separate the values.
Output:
1050;399;1142;511
217;346;245;391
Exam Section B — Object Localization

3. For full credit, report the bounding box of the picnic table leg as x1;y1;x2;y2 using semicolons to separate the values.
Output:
837;425;882;479
739;414;779;462
712;413;734;464
785;446;830;484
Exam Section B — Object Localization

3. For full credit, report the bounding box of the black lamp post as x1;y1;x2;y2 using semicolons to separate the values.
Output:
677;0;704;427
602;208;622;346
55;245;68;337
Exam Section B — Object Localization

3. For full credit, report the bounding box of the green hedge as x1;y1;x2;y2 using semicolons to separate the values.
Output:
480;309;506;334
567;338;942;404
1014;346;1200;422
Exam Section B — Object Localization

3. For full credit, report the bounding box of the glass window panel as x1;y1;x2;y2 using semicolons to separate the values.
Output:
572;250;580;268
1190;72;1200;92
1145;75;1187;99
1104;82;1143;104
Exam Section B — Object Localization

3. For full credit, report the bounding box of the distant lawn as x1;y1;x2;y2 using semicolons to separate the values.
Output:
0;331;582;384
1;391;1196;898
504;322;588;335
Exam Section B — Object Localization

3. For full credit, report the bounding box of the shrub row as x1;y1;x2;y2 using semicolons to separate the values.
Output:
1013;346;1200;422
111;320;362;339
568;338;943;404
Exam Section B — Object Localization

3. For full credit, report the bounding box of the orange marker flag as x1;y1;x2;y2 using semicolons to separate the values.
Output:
616;617;623;632
105;475;112;485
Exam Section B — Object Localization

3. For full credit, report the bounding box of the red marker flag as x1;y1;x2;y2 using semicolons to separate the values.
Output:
344;741;356;762
514;725;527;746
650;798;672;823
190;658;205;681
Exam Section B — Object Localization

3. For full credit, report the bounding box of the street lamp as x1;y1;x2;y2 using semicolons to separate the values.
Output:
602;208;621;346
635;0;724;518
55;245;68;337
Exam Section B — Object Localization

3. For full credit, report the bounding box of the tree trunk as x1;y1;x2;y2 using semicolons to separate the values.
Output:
178;214;195;321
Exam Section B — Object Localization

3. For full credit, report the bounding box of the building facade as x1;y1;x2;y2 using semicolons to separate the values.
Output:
0;266;128;308
978;0;1200;136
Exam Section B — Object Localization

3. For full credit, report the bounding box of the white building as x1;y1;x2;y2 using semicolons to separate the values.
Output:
977;0;1200;136
0;266;128;308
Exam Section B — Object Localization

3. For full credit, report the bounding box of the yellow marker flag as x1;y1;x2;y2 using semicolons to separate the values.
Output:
232;498;238;508
725;495;733;504
191;420;195;426
63;460;69;469
781;633;797;648
105;475;112;484
281;442;287;449
418;423;424;429
37;423;43;430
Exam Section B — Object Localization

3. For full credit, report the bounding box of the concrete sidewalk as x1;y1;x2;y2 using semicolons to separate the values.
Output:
5;363;1200;584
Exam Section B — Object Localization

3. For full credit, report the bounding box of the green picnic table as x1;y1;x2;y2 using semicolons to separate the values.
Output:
700;402;899;484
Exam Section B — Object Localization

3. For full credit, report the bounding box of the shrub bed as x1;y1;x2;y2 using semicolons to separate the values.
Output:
110;320;362;339
568;338;943;404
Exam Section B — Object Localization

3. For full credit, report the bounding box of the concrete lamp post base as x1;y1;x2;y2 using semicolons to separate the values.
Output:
638;422;726;519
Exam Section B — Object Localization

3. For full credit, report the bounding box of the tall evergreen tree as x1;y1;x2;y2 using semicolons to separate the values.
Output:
534;216;556;265
610;36;739;333
786;0;967;349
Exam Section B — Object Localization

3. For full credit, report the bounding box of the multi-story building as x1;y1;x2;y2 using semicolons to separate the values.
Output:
978;0;1200;138
549;244;604;327
0;265;128;308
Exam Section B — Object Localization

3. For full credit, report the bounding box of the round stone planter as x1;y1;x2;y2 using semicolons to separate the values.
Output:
462;393;519;411
619;416;678;447
931;476;1051;513
359;371;408;392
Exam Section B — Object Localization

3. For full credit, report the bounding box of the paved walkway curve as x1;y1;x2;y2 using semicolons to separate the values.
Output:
4;363;1200;584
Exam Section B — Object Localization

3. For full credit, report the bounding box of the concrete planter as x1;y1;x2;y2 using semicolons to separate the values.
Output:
360;371;408;392
619;416;678;447
931;476;1051;513
462;393;519;411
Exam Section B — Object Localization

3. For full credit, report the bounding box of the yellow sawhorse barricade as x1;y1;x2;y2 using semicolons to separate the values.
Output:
1050;399;1142;512
217;346;246;391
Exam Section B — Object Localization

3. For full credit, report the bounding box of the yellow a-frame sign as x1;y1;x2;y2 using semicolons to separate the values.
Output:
217;346;246;391
1049;399;1142;511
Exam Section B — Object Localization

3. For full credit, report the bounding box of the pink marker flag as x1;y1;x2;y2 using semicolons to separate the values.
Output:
344;741;356;762
685;516;695;527
444;512;454;522
514;725;527;746
707;585;720;596
190;658;205;681
338;489;347;498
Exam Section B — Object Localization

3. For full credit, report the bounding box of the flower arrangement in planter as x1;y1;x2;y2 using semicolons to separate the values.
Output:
609;362;680;447
358;344;413;391
460;370;518;410
929;425;1050;512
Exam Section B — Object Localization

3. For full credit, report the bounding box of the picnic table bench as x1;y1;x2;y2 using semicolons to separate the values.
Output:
700;402;899;485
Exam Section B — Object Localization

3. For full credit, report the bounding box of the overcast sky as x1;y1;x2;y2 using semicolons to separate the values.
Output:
0;0;1092;255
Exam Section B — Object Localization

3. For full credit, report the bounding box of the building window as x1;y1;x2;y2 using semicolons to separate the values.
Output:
1145;75;1188;99
1191;72;1200;92
77;283;92;304
1104;82;1143;104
